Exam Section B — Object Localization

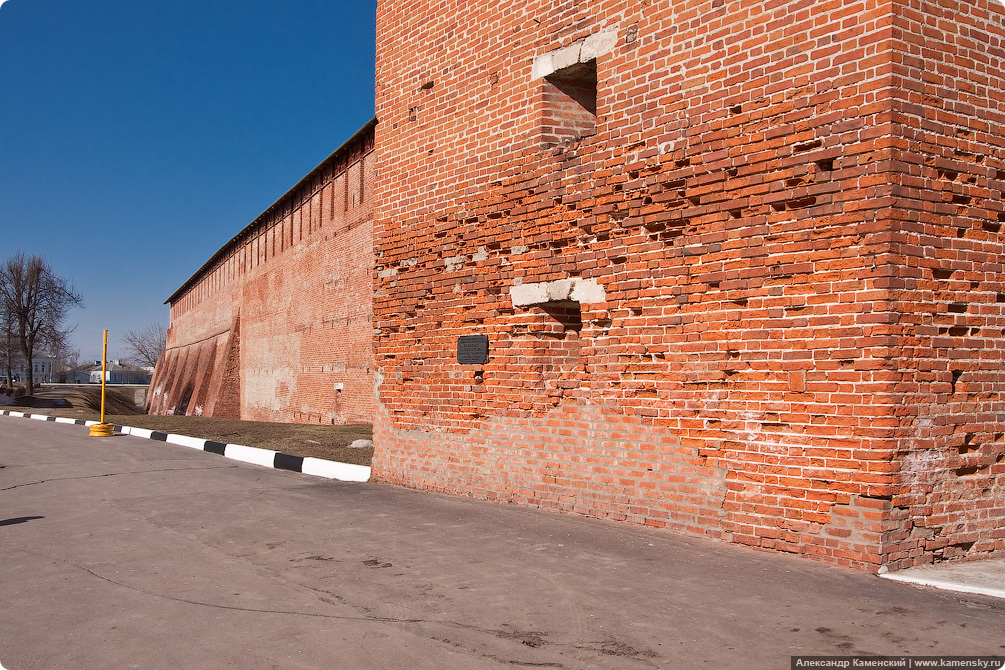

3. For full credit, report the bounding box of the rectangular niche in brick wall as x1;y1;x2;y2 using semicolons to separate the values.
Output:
540;301;582;333
506;278;603;398
542;61;597;143
531;30;616;146
510;302;582;394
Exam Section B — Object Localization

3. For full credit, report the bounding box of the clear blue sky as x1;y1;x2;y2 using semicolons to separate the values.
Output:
0;0;376;363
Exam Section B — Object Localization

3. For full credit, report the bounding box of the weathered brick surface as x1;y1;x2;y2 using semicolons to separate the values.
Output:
151;121;376;425
371;0;1005;570
880;0;1005;569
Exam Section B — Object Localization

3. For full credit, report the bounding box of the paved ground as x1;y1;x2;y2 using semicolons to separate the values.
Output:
2;417;1004;669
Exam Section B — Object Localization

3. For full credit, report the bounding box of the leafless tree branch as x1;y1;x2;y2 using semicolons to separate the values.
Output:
0;252;84;390
122;323;167;368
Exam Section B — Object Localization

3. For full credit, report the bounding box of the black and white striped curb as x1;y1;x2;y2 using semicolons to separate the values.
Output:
0;409;371;482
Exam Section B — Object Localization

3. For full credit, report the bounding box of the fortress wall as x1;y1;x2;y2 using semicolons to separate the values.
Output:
151;123;376;424
371;0;1005;569
879;0;1005;568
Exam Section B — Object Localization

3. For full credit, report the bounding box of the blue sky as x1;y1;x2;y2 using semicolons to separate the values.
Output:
0;0;376;362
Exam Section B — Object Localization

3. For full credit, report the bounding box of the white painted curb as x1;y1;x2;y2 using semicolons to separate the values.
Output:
166;433;210;450
225;444;278;468
880;572;1005;600
0;409;372;483
302;457;370;482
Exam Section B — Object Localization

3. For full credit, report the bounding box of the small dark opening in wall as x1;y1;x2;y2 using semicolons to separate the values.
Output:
951;369;963;393
177;385;194;415
546;61;597;114
960;434;979;454
542;60;597;143
540;301;582;333
815;158;835;172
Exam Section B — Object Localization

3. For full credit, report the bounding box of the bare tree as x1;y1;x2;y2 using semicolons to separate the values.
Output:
48;332;80;382
0;252;84;391
0;302;15;386
122;323;167;368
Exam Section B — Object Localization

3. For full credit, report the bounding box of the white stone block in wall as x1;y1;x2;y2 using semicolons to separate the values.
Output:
551;43;583;72
570;278;606;304
546;279;574;302
511;282;551;306
531;53;555;80
581;29;618;61
532;29;619;80
510;278;606;307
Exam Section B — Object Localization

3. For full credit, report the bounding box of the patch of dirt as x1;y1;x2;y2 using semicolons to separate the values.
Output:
9;386;374;466
33;386;144;415
106;415;374;466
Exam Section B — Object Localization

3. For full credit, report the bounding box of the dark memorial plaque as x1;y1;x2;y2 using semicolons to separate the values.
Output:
457;334;489;365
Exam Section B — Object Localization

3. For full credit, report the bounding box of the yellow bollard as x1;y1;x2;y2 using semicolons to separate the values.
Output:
89;422;114;437
88;329;113;437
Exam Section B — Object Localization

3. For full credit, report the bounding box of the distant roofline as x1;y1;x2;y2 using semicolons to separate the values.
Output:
165;117;378;305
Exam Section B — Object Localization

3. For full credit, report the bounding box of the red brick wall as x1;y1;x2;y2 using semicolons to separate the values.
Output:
151;122;376;425
881;0;1005;568
371;0;1005;570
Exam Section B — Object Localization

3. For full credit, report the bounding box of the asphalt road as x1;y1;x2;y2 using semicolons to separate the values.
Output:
1;416;1004;669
